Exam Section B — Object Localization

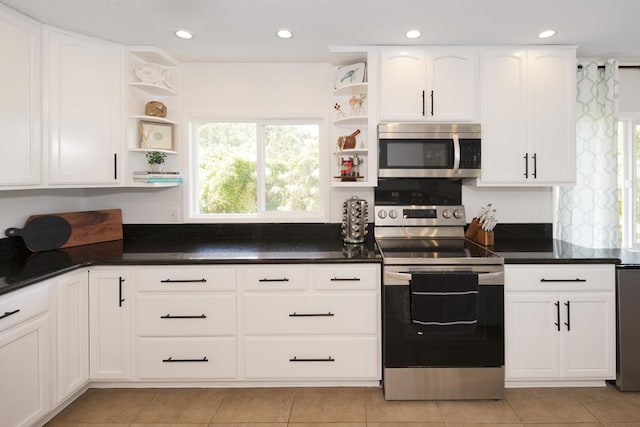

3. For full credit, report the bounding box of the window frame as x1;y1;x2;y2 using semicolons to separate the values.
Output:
185;117;329;223
618;115;640;249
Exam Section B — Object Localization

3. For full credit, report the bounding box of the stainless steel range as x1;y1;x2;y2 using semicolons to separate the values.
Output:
375;178;504;400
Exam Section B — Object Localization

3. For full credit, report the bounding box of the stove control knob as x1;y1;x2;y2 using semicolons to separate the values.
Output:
377;210;387;219
453;209;464;219
389;209;398;219
442;209;451;219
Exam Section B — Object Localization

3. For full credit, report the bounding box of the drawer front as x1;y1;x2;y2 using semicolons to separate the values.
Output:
137;294;236;336
243;266;308;291
137;337;236;379
0;282;49;333
506;264;614;292
244;293;377;335
314;265;379;291
244;337;379;379
137;266;236;292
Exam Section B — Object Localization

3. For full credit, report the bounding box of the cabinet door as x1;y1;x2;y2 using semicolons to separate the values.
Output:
427;49;478;122
561;293;615;379
379;48;428;121
0;8;41;187
89;269;131;380
527;49;576;184
55;270;89;404
46;28;123;185
0;315;51;427
479;48;528;184
505;292;560;379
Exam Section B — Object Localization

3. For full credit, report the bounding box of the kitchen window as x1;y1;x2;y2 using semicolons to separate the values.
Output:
618;118;640;248
189;120;323;221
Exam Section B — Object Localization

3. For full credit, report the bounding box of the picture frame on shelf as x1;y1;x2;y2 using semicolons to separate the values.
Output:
335;62;366;89
140;120;174;150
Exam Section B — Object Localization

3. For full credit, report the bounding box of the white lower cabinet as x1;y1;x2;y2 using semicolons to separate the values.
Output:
0;282;52;427
505;264;615;385
241;263;381;382
89;267;131;380
245;337;378;379
137;337;236;379
55;270;89;404
134;265;237;381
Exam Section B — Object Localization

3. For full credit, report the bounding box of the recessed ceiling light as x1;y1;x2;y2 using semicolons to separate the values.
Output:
276;29;293;39
175;29;193;40
406;29;421;39
538;30;556;39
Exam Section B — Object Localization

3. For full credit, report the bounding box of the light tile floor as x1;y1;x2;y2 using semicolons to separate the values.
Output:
46;384;640;426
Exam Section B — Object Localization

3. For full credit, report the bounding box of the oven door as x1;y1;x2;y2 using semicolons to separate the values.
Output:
383;265;504;369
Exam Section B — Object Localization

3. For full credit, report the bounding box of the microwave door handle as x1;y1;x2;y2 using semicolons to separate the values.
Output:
452;134;461;170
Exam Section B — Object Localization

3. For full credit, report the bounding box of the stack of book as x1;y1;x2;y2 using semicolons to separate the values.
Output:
133;171;183;184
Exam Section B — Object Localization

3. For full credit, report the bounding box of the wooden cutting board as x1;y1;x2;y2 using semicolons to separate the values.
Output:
25;209;123;249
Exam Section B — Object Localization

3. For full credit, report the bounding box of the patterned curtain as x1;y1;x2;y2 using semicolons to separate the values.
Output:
554;60;619;248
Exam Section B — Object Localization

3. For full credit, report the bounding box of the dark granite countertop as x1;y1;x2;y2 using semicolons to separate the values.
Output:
0;223;379;296
1;222;633;297
483;224;621;264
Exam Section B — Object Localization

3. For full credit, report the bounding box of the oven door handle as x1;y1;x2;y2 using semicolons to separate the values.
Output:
384;271;504;285
452;134;461;171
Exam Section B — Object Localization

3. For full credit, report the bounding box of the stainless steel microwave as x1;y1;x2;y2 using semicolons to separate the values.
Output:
378;123;481;178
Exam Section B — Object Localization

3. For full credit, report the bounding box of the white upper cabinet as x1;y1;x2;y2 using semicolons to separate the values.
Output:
379;47;479;122
0;6;41;188
480;47;576;185
45;27;124;186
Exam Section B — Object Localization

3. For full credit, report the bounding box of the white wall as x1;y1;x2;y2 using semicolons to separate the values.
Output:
619;68;640;114
0;189;87;231
462;184;553;223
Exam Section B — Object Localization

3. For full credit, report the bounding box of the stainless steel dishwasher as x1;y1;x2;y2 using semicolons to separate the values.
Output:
616;267;640;391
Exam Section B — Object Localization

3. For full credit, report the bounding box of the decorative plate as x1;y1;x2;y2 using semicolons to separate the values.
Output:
134;63;172;88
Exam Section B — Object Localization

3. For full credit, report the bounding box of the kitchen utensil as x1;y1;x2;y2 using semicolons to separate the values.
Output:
337;129;361;150
5;216;72;252
22;209;123;250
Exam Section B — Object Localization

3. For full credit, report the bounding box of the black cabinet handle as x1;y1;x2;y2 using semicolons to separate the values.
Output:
554;301;560;331
160;278;207;283
162;357;208;363
430;90;434;116
118;276;125;307
330;277;361;282
259;278;289;283
532;153;537;179
421;90;425;116
289;312;334;317
564;301;571;331
523;153;529;178
289;356;335;362
0;309;20;320
540;278;587;283
114;153;118;180
160;314;206;319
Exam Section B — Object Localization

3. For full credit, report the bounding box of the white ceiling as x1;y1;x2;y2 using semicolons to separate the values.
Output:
2;0;640;63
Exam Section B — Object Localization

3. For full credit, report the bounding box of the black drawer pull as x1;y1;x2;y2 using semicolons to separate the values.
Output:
259;278;289;282
289;356;335;362
160;279;207;283
540;278;587;283
162;356;208;363
160;314;207;319
289;312;335;317
564;301;571;331
0;309;20;320
330;277;361;281
554;301;560;331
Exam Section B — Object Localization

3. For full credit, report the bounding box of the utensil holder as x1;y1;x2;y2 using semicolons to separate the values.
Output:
465;217;494;246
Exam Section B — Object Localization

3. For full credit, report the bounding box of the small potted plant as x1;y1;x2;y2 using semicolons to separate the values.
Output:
146;151;167;172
